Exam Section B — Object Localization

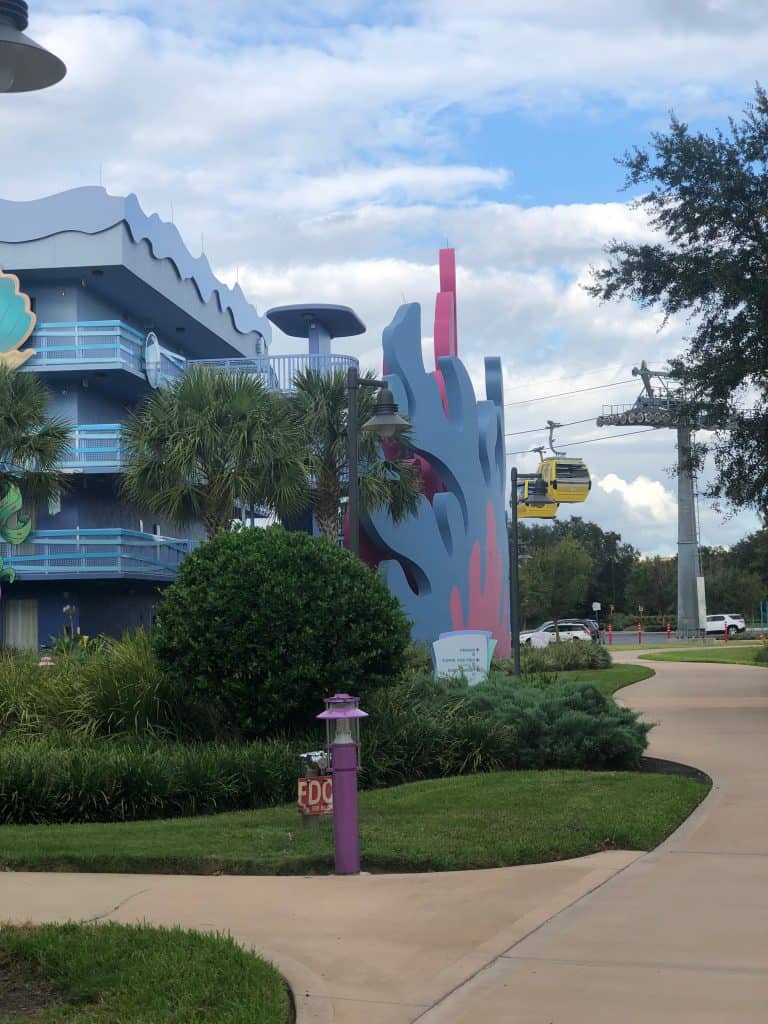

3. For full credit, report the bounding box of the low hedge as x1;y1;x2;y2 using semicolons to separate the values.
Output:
0;737;299;825
518;642;612;673
0;676;651;825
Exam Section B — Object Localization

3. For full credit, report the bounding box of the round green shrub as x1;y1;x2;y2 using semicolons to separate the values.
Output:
153;527;411;738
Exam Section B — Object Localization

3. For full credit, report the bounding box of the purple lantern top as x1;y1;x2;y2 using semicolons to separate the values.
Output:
317;694;368;749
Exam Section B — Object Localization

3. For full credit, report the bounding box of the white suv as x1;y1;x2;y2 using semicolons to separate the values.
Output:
520;622;592;647
705;613;746;637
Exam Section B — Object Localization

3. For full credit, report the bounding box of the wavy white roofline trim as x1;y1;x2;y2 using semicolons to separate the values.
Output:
0;187;270;341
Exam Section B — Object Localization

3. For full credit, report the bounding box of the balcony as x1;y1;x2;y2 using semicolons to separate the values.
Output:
61;424;124;473
192;353;359;394
22;323;359;395
23;322;186;385
0;529;193;581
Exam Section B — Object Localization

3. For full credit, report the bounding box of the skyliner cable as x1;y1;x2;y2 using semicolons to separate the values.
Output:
505;427;658;457
503;378;636;408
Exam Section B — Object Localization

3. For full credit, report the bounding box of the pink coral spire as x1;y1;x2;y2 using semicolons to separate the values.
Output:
433;248;458;413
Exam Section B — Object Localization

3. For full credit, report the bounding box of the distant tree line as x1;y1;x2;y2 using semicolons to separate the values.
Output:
513;517;768;626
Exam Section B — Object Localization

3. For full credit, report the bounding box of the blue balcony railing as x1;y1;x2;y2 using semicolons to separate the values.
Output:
24;321;186;385
0;529;193;581
23;322;360;395
60;424;124;473
192;353;359;393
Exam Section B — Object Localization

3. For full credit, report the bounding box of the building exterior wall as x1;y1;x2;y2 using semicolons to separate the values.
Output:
0;188;271;648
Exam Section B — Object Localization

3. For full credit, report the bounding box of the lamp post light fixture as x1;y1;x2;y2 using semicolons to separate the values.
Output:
0;1;66;93
317;693;368;875
346;365;409;556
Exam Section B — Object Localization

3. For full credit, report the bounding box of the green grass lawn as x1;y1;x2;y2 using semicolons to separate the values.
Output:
639;645;767;667
556;664;655;695
0;770;707;876
0;922;289;1023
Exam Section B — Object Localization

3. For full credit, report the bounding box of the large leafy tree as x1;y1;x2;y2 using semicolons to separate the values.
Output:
122;367;307;538
588;85;768;514
519;538;592;627
291;368;421;543
625;557;676;618
0;366;70;518
516;517;638;613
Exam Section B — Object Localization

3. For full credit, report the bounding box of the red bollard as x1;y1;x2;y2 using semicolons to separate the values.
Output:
608;624;613;646
637;622;643;645
666;622;671;640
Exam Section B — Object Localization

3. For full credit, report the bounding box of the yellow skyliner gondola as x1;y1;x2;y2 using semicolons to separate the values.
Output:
517;474;559;519
538;456;591;503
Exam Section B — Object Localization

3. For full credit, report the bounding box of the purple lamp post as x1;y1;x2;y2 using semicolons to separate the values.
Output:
317;694;368;875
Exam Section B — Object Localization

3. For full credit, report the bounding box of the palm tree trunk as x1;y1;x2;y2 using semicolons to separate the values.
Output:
315;462;341;543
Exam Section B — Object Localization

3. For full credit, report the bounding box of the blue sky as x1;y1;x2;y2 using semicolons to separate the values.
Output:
4;0;766;553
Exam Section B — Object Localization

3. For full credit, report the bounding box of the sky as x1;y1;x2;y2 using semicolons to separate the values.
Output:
3;0;767;555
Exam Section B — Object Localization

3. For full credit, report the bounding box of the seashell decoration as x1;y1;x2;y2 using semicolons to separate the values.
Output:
0;268;36;370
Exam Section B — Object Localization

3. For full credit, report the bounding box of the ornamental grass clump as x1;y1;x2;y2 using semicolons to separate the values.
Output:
0;632;182;740
518;640;612;674
0;737;300;825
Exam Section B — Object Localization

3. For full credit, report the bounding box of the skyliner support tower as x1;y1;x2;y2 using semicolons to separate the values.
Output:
597;362;705;637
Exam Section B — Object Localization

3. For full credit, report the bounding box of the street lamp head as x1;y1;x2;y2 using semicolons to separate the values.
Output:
0;2;66;93
362;385;409;438
317;693;367;749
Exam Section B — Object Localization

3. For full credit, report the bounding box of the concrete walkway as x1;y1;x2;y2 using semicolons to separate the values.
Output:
1;653;766;1022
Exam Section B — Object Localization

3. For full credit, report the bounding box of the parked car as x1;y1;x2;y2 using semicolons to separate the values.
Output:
540;618;601;642
520;622;592;647
705;613;746;637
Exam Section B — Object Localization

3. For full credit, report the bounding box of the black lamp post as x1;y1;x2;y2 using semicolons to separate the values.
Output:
509;466;522;677
346;365;408;556
0;2;66;93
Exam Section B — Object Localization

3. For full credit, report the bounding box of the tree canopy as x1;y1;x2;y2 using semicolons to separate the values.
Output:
122;367;307;538
291;368;421;544
588;85;768;515
0;366;70;511
519;538;592;626
516;517;637;614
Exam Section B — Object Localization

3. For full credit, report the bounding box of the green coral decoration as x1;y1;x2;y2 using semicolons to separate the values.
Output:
0;484;31;545
0;483;31;592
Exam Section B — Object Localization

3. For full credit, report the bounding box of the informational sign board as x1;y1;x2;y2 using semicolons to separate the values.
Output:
297;776;333;815
592;602;601;612
432;630;494;686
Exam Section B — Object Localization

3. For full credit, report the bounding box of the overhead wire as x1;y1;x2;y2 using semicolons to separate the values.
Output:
505;427;658;457
505;416;594;438
503;378;636;408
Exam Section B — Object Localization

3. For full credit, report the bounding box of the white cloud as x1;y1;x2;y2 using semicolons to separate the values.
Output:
598;473;677;525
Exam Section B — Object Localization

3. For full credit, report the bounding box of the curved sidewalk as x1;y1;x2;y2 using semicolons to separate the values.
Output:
418;652;768;1022
1;654;766;1022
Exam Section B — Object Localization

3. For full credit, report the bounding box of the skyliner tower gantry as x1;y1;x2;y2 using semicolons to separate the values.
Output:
597;362;706;637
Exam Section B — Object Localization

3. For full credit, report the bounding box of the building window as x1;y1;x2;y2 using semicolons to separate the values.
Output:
48;492;61;516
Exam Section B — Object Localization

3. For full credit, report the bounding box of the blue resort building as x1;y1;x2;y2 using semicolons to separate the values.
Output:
0;187;360;649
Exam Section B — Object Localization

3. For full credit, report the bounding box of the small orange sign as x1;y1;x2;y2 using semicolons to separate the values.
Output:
297;776;333;815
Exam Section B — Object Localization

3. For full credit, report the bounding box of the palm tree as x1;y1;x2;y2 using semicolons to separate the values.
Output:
0;366;71;533
122;366;308;539
292;368;421;543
